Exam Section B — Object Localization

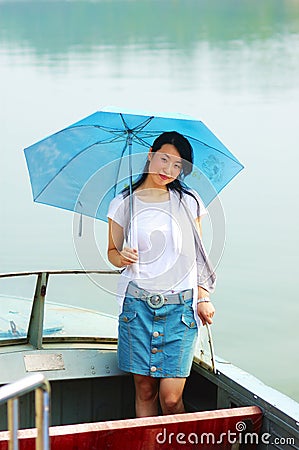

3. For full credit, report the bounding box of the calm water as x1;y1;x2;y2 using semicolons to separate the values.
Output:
0;0;298;401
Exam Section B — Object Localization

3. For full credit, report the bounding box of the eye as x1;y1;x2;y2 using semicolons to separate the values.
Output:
161;157;167;162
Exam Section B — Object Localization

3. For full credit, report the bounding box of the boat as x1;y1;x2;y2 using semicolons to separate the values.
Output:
0;270;298;449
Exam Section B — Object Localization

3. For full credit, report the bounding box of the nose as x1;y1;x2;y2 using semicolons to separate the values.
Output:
163;163;172;175
165;160;179;176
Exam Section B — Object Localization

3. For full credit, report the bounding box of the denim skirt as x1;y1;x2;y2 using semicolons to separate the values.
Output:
117;292;198;378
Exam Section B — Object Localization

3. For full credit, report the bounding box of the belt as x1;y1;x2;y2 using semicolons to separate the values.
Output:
126;282;193;309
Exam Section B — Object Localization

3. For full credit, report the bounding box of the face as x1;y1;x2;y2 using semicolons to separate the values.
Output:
147;144;182;188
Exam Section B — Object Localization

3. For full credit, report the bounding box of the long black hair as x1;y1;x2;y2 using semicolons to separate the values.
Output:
123;131;198;204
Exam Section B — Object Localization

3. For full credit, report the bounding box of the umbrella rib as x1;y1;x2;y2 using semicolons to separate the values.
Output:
61;123;150;144
67;124;124;134
39;120;157;147
31;124;125;144
31;121;157;201
119;114;130;131
134;128;242;165
69;124;128;141
131;116;155;133
130;134;154;149
183;134;243;165
120;123;242;165
119;114;155;135
33;138;126;200
66;123;159;145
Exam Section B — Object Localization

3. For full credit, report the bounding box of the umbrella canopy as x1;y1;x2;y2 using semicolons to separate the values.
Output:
24;108;244;222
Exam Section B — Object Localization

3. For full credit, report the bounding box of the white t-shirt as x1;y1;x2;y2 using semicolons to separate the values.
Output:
107;190;207;313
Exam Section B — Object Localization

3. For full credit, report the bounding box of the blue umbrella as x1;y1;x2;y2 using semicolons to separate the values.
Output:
24;108;244;223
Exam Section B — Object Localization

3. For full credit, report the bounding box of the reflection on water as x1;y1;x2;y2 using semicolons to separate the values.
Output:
0;0;299;401
1;1;299;52
1;0;299;97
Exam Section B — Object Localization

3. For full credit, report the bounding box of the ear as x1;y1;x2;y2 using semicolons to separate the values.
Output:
148;147;153;161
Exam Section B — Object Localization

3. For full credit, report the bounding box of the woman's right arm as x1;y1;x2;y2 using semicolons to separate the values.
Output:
107;218;138;268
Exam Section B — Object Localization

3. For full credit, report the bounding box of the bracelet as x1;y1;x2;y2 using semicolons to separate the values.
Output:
197;297;210;304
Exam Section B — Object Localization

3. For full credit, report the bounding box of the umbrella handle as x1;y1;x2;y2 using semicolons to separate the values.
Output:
128;132;133;220
127;132;134;248
127;131;139;277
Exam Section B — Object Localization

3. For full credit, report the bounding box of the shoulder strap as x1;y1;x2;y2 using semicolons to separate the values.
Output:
178;192;216;293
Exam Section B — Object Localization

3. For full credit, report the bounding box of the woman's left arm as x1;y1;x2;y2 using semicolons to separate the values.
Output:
195;217;216;325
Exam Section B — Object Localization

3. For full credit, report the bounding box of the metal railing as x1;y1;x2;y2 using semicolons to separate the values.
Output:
0;373;51;450
0;269;121;347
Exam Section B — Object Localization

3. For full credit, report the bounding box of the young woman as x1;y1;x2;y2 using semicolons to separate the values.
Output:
107;131;216;417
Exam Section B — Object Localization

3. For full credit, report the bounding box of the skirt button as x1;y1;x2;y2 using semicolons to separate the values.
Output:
150;366;157;373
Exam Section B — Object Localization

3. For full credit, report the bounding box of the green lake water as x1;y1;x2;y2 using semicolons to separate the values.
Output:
0;0;298;401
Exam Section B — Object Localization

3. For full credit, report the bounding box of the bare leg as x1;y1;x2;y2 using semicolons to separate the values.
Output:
159;378;186;415
133;374;159;417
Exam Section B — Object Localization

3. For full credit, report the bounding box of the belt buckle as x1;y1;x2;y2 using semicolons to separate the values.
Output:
146;293;165;309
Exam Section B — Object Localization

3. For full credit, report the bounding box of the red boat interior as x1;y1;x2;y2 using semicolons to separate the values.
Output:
0;405;262;450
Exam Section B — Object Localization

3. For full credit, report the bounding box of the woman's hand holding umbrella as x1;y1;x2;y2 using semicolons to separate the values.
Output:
119;247;138;266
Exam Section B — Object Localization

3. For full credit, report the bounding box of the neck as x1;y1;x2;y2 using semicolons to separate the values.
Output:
135;186;170;202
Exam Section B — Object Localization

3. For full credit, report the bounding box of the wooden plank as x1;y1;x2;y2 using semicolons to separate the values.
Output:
0;406;262;450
